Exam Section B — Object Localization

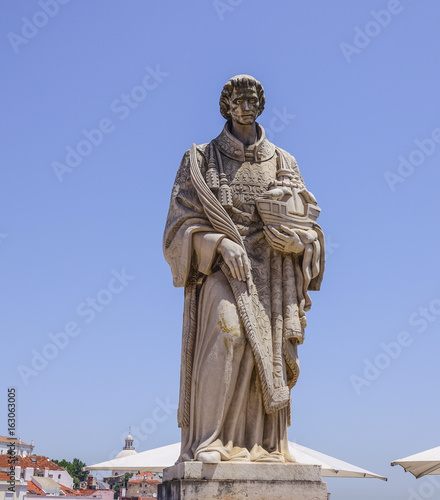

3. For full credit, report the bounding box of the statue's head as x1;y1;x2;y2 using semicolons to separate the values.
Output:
219;75;266;123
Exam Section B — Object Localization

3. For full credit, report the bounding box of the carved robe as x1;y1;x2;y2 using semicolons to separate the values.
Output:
163;123;324;462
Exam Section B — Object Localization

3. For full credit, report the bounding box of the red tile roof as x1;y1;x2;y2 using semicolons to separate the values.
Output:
27;480;45;495
0;436;31;446
27;481;96;497
25;477;113;499
61;485;81;496
128;479;160;485
0;472;11;480
0;455;64;471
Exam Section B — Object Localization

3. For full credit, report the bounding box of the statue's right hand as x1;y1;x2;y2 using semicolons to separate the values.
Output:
217;238;251;282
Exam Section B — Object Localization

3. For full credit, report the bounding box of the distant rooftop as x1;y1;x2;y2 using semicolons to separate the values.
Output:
128;478;160;485
0;436;31;446
0;455;63;471
27;480;112;497
27;480;45;495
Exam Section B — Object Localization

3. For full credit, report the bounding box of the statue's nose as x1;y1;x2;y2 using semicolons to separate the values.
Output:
243;100;250;110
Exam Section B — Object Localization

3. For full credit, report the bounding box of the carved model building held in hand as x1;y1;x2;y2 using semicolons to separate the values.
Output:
163;75;325;465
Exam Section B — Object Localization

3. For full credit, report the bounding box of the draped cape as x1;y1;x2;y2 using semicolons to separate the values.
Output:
163;127;324;432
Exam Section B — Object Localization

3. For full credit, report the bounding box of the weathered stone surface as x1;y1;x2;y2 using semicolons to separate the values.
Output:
159;463;328;500
163;74;325;469
163;461;322;481
158;479;328;500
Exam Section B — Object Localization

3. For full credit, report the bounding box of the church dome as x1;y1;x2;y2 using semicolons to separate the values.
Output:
115;448;137;459
115;428;136;460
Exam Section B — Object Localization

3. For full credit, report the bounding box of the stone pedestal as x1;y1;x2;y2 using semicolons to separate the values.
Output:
158;462;328;500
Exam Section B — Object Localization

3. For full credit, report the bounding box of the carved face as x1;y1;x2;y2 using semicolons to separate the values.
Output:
228;87;260;125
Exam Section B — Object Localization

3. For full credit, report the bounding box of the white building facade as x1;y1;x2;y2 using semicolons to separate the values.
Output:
0;439;34;458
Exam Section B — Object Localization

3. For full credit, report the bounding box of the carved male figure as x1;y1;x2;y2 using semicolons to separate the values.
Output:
163;75;324;464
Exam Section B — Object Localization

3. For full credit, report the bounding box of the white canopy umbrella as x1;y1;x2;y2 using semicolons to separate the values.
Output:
288;442;386;480
391;446;440;479
86;443;179;473
86;442;386;480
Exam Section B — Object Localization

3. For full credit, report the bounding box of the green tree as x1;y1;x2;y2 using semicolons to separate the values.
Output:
52;458;88;489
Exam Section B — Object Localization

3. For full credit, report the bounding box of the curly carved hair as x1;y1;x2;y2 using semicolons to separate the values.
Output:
219;74;266;120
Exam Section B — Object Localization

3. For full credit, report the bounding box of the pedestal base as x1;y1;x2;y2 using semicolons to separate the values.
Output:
158;462;328;500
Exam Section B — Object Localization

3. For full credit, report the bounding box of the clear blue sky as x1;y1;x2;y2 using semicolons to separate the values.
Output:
1;1;440;498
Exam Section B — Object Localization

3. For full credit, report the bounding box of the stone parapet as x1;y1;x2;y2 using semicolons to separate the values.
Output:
158;462;328;500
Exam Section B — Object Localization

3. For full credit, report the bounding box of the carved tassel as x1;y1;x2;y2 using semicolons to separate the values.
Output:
219;174;233;210
214;145;233;210
205;143;220;190
276;150;292;182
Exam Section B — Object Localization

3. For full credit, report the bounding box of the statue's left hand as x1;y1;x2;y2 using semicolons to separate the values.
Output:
263;225;305;254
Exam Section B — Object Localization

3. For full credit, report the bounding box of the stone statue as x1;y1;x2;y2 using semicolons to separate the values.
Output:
163;75;325;465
